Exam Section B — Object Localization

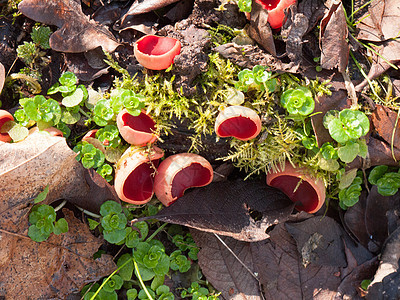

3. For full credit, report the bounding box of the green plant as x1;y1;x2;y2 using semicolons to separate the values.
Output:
181;282;220;300
323;109;369;163
28;186;68;242
170;250;191;273
31;25;52;49
235;65;277;93
100;200;128;244
96;125;121;148
73;142;105;169
368;165;400;196
281;86;315;116
237;0;252;12
338;172;362;210
16;95;61;129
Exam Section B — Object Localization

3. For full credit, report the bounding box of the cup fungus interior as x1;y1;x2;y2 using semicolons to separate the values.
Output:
217;116;258;140
123;162;157;202
257;0;280;10
122;112;156;133
269;175;318;212
137;36;178;56
171;163;212;200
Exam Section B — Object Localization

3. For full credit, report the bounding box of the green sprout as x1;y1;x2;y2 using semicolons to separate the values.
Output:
73;142;105;169
237;0;252;12
17;42;38;66
133;240;170;281
20;95;62;128
96;125;121;148
281;87;315;116
93;99;114;126
96;164;113;182
100;200;128;244
368;165;400;196
339;175;362;210
31;26;52;49
118;89;145;116
28;204;68;242
323;109;370;144
170;250;191;273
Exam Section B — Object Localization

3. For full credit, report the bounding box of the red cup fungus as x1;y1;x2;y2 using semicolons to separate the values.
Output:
215;106;262;141
134;35;181;70
255;0;297;29
114;146;164;205
117;108;158;146
0;110;14;142
266;162;326;213
154;153;214;206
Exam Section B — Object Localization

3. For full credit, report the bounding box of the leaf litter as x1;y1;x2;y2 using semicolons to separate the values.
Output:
5;0;400;298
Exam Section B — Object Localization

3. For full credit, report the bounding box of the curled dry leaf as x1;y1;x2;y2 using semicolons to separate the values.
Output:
0;209;116;299
367;226;400;299
18;0;120;53
143;179;294;242
357;0;400;42
248;1;276;56
319;0;349;73
117;0;180;29
371;105;400;150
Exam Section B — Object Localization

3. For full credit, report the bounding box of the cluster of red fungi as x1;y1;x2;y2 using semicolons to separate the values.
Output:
0;1;326;213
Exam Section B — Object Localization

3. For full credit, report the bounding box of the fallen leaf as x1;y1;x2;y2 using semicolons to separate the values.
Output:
65;52;109;82
343;192;371;249
116;0;180;30
215;43;299;73
92;2;122;26
285;217;348;267
319;0;349;72
297;0;326;33
113;13;158;35
145;179;294;242
365;186;400;250
191;229;262;299
192;216;348;300
0;131;118;233
0;209;115;298
18;0;120;53
336;257;379;299
248;1;276;56
367;226;400;299
357;0;400;42
355;40;400;92
282;7;309;63
371;104;400;150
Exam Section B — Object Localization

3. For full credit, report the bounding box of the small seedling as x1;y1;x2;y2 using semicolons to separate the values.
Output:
73;142;105;169
96;125;121;148
100;200;128;244
281;86;315;116
368;165;400;196
28;186;68;242
338;173;362;210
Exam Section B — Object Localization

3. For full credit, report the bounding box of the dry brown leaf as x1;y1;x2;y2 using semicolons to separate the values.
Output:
143;180;294;242
355;40;400;92
371;104;400;150
18;0;120;53
0;131;118;298
357;0;400;42
116;0;180;30
248;1;276;56
319;0;349;73
0;209;115;299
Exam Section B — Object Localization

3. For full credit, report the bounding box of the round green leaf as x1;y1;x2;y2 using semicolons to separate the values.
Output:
62;88;84;107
